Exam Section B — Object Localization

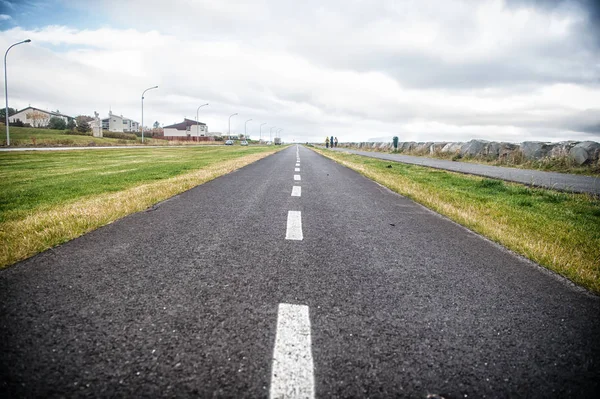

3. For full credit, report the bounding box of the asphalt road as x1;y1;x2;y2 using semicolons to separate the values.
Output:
1;145;598;398
328;147;600;195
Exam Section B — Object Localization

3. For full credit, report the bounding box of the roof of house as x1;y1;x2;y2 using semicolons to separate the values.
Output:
164;118;207;130
15;106;74;119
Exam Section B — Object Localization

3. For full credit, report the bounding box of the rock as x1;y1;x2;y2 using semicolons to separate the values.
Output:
460;140;489;157
550;141;578;158
415;142;433;153
520;141;555;160
569;141;600;165
441;142;462;153
430;142;447;154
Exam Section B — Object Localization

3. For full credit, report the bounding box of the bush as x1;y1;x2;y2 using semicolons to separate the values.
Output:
67;119;76;131
48;116;67;130
9;119;25;127
102;131;137;140
77;120;91;133
64;130;92;136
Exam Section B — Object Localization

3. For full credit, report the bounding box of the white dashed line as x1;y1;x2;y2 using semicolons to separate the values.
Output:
296;163;300;167
270;303;315;399
291;186;301;197
294;175;301;181
295;168;300;172
285;211;303;240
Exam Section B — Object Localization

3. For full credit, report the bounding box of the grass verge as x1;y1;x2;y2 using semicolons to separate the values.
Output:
0;146;280;267
1;126;172;146
314;148;600;294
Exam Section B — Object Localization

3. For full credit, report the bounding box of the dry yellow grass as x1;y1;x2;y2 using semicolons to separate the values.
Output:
315;148;600;294
0;150;276;268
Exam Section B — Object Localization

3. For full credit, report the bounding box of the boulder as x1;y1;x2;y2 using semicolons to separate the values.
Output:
441;142;463;154
550;141;578;158
569;141;600;165
520;141;555;160
415;142;433;153
430;142;447;154
460;140;489;157
400;141;417;151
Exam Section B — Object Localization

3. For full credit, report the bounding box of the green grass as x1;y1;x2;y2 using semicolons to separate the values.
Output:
0;146;281;267
0;146;274;223
1;126;169;146
314;148;600;294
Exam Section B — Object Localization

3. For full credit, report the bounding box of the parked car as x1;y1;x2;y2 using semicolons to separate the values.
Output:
225;140;234;145
240;140;248;146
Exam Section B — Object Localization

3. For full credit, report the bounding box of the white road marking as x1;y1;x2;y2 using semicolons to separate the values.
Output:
270;303;315;399
291;186;301;197
296;163;300;167
294;175;301;181
285;211;303;240
295;168;300;172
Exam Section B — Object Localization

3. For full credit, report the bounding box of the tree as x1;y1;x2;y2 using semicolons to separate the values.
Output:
77;120;91;133
48;116;67;130
0;107;16;119
67;119;76;131
76;115;93;126
26;110;49;127
153;121;160;129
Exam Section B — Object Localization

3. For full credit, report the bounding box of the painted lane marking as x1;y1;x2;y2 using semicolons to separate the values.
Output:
294;175;301;181
291;186;301;197
270;303;315;399
296;163;300;167
285;211;303;240
295;168;300;172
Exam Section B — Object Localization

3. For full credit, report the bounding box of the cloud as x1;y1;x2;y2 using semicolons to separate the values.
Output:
1;0;599;143
0;14;11;20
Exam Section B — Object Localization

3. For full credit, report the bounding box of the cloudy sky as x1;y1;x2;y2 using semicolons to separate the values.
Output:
1;0;599;143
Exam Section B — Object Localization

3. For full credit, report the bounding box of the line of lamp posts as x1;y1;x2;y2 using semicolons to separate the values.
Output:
4;39;283;146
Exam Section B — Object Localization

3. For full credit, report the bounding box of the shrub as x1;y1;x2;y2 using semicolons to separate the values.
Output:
9;119;25;127
77;120;91;133
102;131;137;140
48;116;67;130
64;130;92;136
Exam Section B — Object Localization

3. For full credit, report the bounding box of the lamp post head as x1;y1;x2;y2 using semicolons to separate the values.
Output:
24;39;31;43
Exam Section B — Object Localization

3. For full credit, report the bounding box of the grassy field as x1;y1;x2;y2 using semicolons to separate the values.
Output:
0;145;281;267
1;126;172;146
314;148;600;294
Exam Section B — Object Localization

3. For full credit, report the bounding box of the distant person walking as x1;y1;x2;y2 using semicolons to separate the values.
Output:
325;136;329;148
334;137;338;147
330;136;334;148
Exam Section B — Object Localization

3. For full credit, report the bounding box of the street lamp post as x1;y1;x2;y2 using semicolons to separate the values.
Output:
259;123;267;141
141;85;158;143
4;39;31;146
277;128;283;141
196;103;209;137
228;113;238;138
244;119;252;139
270;126;276;142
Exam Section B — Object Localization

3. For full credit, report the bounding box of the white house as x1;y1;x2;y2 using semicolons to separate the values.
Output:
101;111;139;133
9;106;74;127
164;119;208;137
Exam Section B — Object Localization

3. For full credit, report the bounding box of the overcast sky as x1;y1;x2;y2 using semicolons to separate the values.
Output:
1;0;599;143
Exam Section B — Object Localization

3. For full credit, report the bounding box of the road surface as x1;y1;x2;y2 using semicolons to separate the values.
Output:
1;145;598;397
328;147;600;195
